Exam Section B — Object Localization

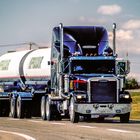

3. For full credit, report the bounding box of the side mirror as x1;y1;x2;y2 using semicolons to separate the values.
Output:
48;61;54;65
55;41;60;46
116;60;130;75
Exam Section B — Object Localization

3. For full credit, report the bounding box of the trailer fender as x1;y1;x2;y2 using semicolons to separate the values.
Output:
17;92;32;101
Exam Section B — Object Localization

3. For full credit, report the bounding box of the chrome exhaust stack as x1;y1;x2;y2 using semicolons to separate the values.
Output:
59;23;64;98
113;23;116;56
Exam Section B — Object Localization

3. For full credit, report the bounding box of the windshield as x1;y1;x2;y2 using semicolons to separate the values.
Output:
71;60;115;74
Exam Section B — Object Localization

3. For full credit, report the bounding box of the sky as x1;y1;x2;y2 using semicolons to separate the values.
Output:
0;0;140;81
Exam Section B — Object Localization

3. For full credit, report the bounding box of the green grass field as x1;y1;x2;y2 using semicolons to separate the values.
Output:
130;92;140;120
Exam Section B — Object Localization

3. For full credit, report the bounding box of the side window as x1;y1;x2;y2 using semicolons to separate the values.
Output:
29;57;43;69
52;47;57;58
53;27;60;42
0;60;10;70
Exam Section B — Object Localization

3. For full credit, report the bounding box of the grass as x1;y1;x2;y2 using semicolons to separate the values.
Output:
130;91;140;120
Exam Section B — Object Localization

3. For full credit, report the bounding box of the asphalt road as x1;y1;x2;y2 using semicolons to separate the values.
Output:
0;117;140;140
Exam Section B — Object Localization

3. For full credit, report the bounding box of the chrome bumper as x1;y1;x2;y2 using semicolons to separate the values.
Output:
74;103;131;115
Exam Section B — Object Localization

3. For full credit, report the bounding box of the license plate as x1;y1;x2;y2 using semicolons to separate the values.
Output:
98;109;111;114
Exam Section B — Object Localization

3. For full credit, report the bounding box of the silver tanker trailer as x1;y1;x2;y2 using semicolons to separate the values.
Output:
0;48;51;118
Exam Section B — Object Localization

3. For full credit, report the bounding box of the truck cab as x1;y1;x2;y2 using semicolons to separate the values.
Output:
47;23;132;123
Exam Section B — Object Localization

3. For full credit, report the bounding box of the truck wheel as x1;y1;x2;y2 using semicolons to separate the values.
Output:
10;98;17;118
0;102;3;117
41;96;46;120
16;96;24;119
69;97;79;123
120;112;130;123
84;114;91;122
97;117;105;122
46;97;52;121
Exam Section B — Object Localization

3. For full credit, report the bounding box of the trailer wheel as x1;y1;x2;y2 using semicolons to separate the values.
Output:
16;96;24;119
41;96;46;120
120;112;130;123
46;97;52;121
69;97;79;123
10;97;17;118
0;101;10;117
25;101;32;119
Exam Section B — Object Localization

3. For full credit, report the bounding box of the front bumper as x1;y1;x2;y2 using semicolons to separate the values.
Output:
74;103;131;115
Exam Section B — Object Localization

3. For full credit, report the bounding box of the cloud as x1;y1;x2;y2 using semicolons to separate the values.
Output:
117;30;134;40
122;19;140;29
109;29;134;41
97;4;122;15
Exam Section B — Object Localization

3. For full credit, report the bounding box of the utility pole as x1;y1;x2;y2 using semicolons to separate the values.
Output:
29;42;32;50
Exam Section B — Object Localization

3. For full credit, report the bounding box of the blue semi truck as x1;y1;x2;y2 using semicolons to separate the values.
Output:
0;23;132;123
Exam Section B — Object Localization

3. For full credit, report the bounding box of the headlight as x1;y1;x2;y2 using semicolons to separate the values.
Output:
120;94;130;99
77;94;86;99
77;95;82;99
124;94;130;99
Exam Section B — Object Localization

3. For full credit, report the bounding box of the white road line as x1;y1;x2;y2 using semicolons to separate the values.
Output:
78;125;97;129
7;118;21;121
0;130;36;140
107;128;133;133
51;122;66;125
28;120;66;126
28;120;42;123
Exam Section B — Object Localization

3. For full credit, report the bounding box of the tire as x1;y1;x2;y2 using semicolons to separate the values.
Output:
97;117;105;122
0;101;3;117
25;111;32;119
41;96;46;120
120;112;130;123
69;97;79;123
84;114;91;122
25;101;32;119
16;96;24;119
10;97;17;118
3;107;10;117
46;97;52;121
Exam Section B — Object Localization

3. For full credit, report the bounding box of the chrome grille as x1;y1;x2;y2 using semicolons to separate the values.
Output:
90;80;117;103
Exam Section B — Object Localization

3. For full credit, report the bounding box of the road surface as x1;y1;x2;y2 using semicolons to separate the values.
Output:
0;117;140;140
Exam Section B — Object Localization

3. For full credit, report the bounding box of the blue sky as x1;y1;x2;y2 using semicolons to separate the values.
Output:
0;0;140;81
